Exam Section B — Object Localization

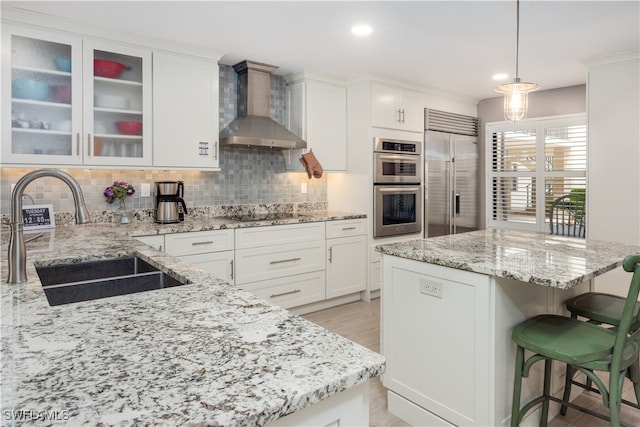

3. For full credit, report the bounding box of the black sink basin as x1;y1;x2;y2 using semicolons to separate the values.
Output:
36;256;187;306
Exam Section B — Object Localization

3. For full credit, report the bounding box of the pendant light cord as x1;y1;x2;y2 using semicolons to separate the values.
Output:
515;0;520;80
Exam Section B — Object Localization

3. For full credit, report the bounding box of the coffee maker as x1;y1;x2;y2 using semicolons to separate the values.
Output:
155;181;188;224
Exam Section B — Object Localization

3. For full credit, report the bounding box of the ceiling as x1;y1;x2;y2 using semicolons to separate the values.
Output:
5;1;639;101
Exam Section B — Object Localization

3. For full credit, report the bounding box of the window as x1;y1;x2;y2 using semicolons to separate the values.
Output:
486;115;587;232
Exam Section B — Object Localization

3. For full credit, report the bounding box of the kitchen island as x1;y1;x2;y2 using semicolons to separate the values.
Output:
376;229;640;427
1;217;383;426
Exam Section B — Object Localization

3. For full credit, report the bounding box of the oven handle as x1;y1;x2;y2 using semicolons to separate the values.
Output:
376;154;419;162
377;186;420;193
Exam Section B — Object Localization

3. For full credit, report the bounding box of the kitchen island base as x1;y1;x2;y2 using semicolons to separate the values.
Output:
268;381;369;426
381;255;591;426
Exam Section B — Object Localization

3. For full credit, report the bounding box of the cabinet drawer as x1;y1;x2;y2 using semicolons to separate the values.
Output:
325;219;366;239
240;271;326;309
177;251;234;284
235;240;325;285
235;222;325;249
164;230;234;256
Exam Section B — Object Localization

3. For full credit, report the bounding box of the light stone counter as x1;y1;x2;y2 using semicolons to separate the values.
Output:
127;210;366;237
375;228;640;289
1;216;383;426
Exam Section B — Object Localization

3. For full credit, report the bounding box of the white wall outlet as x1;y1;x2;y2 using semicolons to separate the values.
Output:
420;278;443;298
140;183;151;197
301;182;307;194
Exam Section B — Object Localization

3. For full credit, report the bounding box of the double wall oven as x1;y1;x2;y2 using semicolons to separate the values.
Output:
373;137;422;238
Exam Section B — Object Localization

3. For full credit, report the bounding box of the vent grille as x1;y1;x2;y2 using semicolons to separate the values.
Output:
425;109;478;136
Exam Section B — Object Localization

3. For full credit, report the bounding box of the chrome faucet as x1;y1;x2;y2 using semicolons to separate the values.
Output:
7;169;91;284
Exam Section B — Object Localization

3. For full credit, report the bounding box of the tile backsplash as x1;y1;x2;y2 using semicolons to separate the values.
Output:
1;65;326;215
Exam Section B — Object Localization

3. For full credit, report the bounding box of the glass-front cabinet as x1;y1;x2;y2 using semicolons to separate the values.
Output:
2;26;82;164
83;40;151;166
2;25;152;166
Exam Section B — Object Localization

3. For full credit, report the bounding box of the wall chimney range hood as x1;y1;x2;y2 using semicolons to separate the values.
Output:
219;60;307;149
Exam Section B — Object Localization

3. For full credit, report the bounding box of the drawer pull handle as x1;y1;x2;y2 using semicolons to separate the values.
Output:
191;241;214;246
342;227;356;231
270;289;302;298
269;257;302;265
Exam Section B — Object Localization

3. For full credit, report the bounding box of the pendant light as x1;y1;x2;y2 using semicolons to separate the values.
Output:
496;0;539;122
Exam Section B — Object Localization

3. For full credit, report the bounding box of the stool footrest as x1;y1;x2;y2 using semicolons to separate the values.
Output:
569;379;640;410
544;394;636;427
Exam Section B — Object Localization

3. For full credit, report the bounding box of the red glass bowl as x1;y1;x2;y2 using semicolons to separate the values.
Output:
115;121;142;135
94;59;127;78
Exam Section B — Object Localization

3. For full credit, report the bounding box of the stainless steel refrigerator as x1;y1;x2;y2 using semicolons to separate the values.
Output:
424;109;479;238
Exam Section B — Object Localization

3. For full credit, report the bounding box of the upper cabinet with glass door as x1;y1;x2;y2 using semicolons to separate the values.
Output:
2;25;152;167
83;40;152;166
2;26;83;165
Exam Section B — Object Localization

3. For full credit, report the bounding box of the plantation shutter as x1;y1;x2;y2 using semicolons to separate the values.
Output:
487;115;587;232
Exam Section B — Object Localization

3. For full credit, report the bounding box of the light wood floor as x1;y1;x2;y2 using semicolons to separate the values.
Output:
303;299;640;427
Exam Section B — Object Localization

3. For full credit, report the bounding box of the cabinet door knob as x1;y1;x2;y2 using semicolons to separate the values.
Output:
328;247;333;263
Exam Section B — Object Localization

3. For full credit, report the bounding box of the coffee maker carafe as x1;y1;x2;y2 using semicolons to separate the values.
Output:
155;181;188;224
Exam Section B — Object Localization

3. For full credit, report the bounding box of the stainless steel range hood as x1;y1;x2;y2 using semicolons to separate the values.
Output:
219;60;307;149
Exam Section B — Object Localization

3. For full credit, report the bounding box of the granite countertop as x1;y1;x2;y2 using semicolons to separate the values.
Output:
375;228;640;289
126;210;367;237
1;212;384;426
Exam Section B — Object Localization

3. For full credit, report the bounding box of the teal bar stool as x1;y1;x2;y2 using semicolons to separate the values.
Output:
566;292;640;332
562;291;640;414
510;254;640;427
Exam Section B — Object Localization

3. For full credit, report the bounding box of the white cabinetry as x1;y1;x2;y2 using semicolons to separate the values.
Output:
164;230;234;284
2;24;153;167
382;256;491;426
325;219;366;298
152;51;219;170
285;75;347;171
83;39;152;166
138;219;367;312
267;381;369;427
371;82;423;132
235;223;326;309
370;249;381;293
2;25;82;165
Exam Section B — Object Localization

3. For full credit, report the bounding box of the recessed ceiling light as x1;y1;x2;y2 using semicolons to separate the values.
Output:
493;73;509;81
351;25;373;37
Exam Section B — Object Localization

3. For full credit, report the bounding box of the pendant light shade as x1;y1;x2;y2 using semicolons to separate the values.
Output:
495;0;539;122
497;78;539;122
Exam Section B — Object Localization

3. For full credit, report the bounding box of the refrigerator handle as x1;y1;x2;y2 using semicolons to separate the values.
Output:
455;192;460;216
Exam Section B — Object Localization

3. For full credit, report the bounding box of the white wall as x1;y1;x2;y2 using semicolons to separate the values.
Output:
585;52;640;296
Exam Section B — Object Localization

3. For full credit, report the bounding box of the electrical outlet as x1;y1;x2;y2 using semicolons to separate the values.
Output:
140;183;151;197
301;182;307;194
420;278;443;298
